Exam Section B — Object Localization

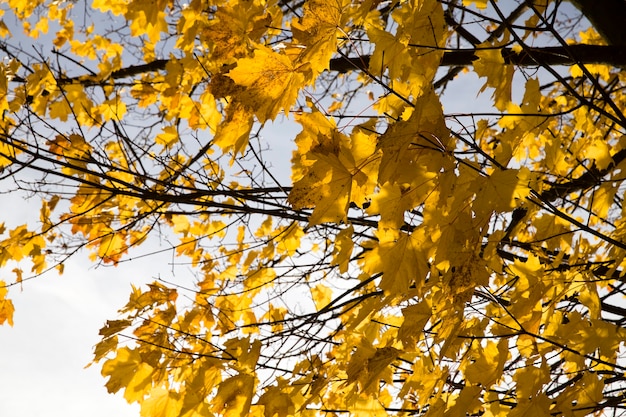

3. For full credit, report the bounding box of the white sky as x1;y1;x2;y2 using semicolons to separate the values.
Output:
0;259;143;416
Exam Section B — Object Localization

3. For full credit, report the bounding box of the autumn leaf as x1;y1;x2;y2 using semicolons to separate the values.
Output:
513;362;550;399
2;2;626;417
101;347;144;394
202;2;271;63
331;224;354;273
472;167;531;215
99;97;127;121
288;114;380;224
397;301;431;348
509;395;552;417
212;102;254;158
473;46;515;110
291;0;346;76
228;44;306;121
257;386;295;417
311;283;333;310
124;362;154;403
91;335;119;364
463;0;488;8
462;339;509;387
0;281;14;326
155;125;179;149
586;138;612;170
348;394;387;417
140;387;183;417
92;0;127;15
364;228;431;295
367;0;446;94
99;319;133;338
287;150;352;224
212;374;255;417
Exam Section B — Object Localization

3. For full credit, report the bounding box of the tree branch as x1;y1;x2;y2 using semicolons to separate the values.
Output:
16;45;623;89
570;0;626;45
329;44;626;73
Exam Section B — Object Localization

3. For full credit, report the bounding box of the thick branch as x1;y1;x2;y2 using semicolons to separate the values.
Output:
109;59;168;80
570;0;626;45
20;45;623;88
329;44;626;73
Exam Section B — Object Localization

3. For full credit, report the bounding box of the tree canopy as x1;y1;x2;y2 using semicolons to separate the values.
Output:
1;0;626;416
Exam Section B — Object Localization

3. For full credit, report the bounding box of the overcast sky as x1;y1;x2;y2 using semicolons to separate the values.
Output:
0;254;145;416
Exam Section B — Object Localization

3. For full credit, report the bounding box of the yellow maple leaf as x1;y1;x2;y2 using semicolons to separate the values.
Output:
257;386;295;417
362;228;431;294
92;0;127;15
228;44;305;121
377;88;450;184
124;362;154;403
122;281;178;313
101;347;142;394
49;84;95;124
349;394;387;417
30;17;48;38
125;0;168;44
99;98;127;121
155;125;179;149
463;0;488;8
509;395;552;417
94;230;128;264
472;167;531;216
397;301;432;348
586;138;612;170
0;19;11;38
367;26;410;81
331;224;354;273
90;335;119;365
275;222;304;256
0;281;14;326
202;3;271;63
291;0;347;76
140;387;183;417
212;374;255;417
462;339;509;386
224;337;261;373
513;362;550;399
311;284;333;310
473;47;515;110
362;346;399;392
288;151;352;224
288;117;380;225
245;267;277;293
213;102;254;158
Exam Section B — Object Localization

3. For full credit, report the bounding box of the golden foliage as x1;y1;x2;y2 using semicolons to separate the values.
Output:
1;0;626;416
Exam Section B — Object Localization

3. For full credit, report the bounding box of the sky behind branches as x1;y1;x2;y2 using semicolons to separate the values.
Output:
0;115;302;416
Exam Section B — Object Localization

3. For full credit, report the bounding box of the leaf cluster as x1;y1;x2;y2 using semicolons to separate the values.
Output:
0;0;626;416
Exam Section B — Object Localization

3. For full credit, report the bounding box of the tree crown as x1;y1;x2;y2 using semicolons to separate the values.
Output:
1;0;626;416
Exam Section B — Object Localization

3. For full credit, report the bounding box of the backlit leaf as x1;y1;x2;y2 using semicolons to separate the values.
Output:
474;47;514;110
140;387;183;417
0;281;14;326
228;45;306;121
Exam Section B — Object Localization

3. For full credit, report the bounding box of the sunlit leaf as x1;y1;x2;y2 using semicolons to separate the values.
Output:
228;44;306;121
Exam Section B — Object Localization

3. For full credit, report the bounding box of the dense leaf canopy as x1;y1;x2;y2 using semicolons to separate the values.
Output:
1;0;626;416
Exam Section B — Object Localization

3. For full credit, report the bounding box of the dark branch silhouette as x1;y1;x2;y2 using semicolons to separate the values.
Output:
329;44;626;73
